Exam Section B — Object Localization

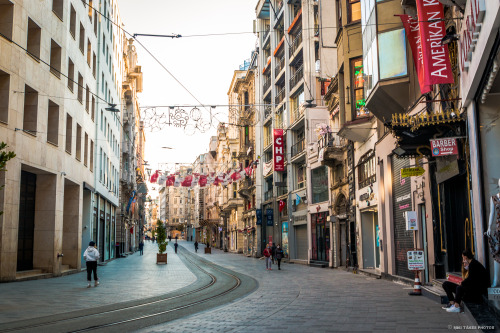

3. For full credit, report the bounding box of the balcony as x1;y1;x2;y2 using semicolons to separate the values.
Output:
275;55;285;78
264;135;272;148
291;139;305;158
263;25;270;42
291;104;304;124
277;186;288;197
264;189;273;201
318;132;348;167
263;75;271;94
289;30;302;58
275;86;286;106
289;65;303;90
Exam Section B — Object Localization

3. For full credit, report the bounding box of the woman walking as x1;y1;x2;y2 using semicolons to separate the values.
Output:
84;241;100;288
276;244;284;270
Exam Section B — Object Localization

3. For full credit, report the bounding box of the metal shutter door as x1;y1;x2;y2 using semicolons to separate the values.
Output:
295;225;308;260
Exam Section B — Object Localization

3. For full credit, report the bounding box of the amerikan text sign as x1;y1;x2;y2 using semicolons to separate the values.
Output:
430;138;458;156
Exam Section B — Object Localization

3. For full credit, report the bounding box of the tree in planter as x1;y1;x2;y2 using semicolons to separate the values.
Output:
0;142;15;216
156;220;168;253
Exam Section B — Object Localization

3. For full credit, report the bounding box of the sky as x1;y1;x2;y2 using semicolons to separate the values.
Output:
118;0;258;196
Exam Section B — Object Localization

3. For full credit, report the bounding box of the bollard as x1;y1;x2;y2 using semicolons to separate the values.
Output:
409;270;422;296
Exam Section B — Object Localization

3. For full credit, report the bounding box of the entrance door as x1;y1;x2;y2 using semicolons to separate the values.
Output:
312;212;329;262
18;171;36;271
339;221;347;266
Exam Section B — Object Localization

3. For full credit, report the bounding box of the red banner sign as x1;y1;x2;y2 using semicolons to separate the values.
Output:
400;15;432;94
430;138;458;156
273;129;284;172
416;0;454;87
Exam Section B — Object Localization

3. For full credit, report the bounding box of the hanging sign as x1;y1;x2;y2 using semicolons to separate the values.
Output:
430;138;458;156
266;208;274;226
401;167;425;178
273;129;285;172
407;250;425;271
415;0;454;86
256;209;262;225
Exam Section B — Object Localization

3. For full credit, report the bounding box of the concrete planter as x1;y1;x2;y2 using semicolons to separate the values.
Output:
205;248;212;254
156;253;168;264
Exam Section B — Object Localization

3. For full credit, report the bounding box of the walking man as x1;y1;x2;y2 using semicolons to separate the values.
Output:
139;241;144;255
174;241;179;254
263;244;272;270
194;241;199;253
276;244;284;270
84;241;100;288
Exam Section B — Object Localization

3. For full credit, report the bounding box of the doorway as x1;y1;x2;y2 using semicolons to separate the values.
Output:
361;211;379;269
311;212;329;262
17;171;36;271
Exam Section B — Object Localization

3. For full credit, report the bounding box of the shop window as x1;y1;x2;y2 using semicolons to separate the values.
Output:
67;58;74;91
351;57;367;117
77;73;83;103
23;85;38;135
76;124;82;161
358;151;376;188
311;166;328;203
27;18;41;59
69;5;76;38
47;100;59;145
50;40;61;78
348;0;361;23
84;132;88;166
66;114;72;154
0;1;14;41
52;0;63;20
0;70;9;124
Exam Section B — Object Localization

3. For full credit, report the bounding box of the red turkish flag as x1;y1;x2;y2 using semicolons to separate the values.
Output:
279;200;286;212
199;175;207;187
181;175;193;187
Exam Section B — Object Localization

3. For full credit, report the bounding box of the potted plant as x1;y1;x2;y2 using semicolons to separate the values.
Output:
156;220;168;264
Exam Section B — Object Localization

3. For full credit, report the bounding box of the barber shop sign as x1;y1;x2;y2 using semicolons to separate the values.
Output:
273;129;285;171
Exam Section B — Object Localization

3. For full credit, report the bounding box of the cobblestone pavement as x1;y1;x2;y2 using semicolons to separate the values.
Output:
0;241;482;332
139;242;481;333
0;241;195;323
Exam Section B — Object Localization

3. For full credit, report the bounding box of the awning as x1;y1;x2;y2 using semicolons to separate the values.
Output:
338;116;375;142
257;0;270;19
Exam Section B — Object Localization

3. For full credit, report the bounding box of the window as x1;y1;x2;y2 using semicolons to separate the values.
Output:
67;58;74;91
27;18;41;59
87;39;92;66
50;40;62;78
311;166;328;203
99;148;102;180
296;163;306;189
66;114;73;153
94;9;98;35
358;151;376;188
47;100;59;145
92;52;96;77
69;5;76;38
90;140;94;171
23;85;38;135
378;29;407;80
79;23;85;53
0;70;10;124
84;133;88;166
77;73;83;103
348;0;361;23
76;124;82;161
88;0;93;20
351;58;366;117
91;96;95;121
52;0;63;20
0;1;14;41
85;85;90;112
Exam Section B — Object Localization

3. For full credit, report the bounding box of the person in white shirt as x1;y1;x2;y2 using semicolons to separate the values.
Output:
83;241;100;288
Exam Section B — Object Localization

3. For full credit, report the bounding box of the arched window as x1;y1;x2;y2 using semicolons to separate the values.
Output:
357;150;376;188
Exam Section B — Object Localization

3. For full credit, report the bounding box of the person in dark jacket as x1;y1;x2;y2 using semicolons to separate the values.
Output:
174;242;179;254
194;241;199;253
442;249;489;312
271;243;277;264
139;241;144;255
276;244;284;270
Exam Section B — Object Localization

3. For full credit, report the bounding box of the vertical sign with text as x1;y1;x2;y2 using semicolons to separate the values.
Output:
273;129;284;172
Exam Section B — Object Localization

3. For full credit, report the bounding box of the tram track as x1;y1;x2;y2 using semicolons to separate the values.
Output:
0;246;257;333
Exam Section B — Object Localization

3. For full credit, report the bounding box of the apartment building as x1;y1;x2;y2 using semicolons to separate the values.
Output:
254;0;337;262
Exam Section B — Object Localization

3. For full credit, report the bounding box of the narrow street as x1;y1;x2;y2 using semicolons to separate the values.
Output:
0;242;477;332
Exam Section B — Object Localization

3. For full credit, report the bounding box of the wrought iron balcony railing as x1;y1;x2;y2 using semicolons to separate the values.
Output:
263;75;271;93
264;106;273;120
264;190;273;201
291;138;305;158
289;65;303;90
275;55;285;78
275;86;286;105
289;30;303;57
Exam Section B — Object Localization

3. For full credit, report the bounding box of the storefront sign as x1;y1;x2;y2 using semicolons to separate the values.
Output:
407;250;425;271
416;0;454;86
430;138;458;156
273;129;285;172
401;167;425;178
266;208;274;226
460;0;486;72
256;209;262;225
404;211;418;231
